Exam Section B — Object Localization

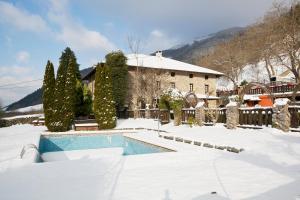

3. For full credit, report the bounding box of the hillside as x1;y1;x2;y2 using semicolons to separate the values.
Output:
159;27;245;64
6;88;43;111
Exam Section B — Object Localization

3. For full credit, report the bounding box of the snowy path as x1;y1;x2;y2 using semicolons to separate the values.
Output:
0;120;300;199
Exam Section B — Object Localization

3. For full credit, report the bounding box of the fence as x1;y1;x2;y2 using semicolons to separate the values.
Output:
217;83;297;97
239;108;273;127
127;106;300;128
126;109;170;124
180;106;300;128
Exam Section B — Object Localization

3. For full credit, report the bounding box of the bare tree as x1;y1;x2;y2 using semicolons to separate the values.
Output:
271;2;300;82
199;35;247;90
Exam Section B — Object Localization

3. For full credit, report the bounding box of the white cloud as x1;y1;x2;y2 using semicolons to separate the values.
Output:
143;29;179;53
0;1;49;33
48;0;116;52
150;30;164;38
16;51;30;63
0;65;42;106
56;25;116;52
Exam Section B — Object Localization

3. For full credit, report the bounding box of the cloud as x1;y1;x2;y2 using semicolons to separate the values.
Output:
16;51;30;63
143;29;179;53
0;1;49;33
48;0;116;52
0;65;41;106
82;0;275;40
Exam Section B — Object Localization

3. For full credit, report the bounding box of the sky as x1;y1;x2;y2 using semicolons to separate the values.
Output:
0;0;277;106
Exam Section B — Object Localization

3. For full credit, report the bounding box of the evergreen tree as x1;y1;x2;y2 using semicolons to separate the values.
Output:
94;63;116;129
42;60;55;131
53;50;69;131
74;81;93;117
105;51;128;111
82;84;93;116
74;80;84;117
61;47;81;80
63;57;77;130
0;100;4;118
52;47;81;131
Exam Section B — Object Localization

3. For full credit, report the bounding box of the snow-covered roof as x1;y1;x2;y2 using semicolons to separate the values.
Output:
126;54;223;75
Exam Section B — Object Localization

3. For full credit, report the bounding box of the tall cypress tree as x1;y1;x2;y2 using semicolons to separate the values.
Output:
53;50;69;131
63;57;77;130
94;63;116;129
105;51;128;111
42;60;55;131
52;47;81;131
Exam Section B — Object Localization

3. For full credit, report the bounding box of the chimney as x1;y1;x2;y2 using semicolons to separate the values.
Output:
155;50;163;57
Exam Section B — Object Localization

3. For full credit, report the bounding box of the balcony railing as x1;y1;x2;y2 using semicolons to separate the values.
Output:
217;83;297;97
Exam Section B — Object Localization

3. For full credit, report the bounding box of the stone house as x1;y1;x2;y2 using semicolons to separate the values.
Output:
82;52;223;109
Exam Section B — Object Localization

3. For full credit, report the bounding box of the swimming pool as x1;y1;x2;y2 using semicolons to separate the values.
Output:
39;134;172;156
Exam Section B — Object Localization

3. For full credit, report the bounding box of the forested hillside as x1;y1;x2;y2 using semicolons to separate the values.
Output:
197;2;300;88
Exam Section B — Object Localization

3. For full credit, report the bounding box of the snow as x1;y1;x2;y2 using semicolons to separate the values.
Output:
0;125;46;171
2;113;44;120
274;98;290;106
196;101;205;108
0;120;300;199
217;58;295;90
243;94;261;101
226;101;238;107
126;54;223;75
11;104;43;113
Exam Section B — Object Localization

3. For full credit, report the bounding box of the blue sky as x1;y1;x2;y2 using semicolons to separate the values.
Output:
0;0;276;105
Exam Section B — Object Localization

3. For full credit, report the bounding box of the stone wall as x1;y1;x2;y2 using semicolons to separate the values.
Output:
226;102;239;129
195;102;205;126
272;98;291;132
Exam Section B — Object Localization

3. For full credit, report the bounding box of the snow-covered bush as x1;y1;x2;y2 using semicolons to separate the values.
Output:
159;88;184;125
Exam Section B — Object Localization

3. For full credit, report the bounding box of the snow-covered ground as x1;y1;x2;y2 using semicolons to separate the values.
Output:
2;113;44;120
10;104;43;113
0;119;300;200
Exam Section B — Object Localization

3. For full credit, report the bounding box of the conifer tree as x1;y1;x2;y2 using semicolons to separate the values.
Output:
94;63;116;129
53;50;69;131
105;51;128;111
42;60;55;131
63;57;77;130
52;47;81;131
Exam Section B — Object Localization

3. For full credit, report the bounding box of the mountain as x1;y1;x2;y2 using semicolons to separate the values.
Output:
159;27;246;64
6;67;95;111
6;88;43;111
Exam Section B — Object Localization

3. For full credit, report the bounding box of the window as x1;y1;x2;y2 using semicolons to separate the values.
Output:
189;74;193;78
189;83;193;92
170;82;175;88
205;84;209;93
156;81;161;90
171;72;175;77
205;75;209;80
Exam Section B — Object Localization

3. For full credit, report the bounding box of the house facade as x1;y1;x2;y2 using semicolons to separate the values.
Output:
82;52;223;109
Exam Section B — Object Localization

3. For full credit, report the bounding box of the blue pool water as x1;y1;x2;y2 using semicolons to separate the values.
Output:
39;134;171;155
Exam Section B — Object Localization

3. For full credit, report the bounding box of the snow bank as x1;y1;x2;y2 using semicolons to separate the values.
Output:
226;101;238;107
274;98;290;106
13;104;43;113
42;148;123;162
2;114;43;120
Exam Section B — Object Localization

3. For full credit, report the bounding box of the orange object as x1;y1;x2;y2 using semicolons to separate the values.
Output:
259;95;273;107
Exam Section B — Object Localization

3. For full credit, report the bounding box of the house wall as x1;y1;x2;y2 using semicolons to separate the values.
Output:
85;66;219;108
